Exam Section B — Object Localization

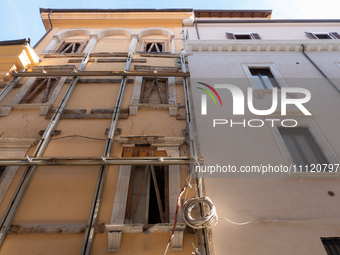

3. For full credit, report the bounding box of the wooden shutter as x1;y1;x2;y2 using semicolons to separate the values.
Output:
251;33;261;40
76;40;88;53
226;32;236;39
330;32;340;39
52;40;66;53
305;32;318;39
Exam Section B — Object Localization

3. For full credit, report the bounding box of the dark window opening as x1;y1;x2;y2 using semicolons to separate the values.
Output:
125;165;169;227
315;34;332;39
235;34;252;39
148;166;167;224
146;43;163;52
0;166;6;178
279;127;329;169
321;237;340;255
249;68;280;89
61;43;81;53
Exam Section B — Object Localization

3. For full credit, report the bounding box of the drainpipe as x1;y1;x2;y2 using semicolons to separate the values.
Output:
33;11;52;49
301;44;340;94
195;22;200;40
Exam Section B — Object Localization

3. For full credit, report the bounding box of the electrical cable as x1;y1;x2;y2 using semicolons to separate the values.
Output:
183;197;218;229
50;134;108;141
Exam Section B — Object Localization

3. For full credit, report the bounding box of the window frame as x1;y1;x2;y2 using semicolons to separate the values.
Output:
2;76;67;116
249;68;281;89
139;39;170;53
241;62;292;99
0;138;36;204
321;237;340;255
226;32;261;40
129;76;177;116
52;40;88;54
305;32;340;40
267;115;340;177
140;77;168;105
278;127;329;167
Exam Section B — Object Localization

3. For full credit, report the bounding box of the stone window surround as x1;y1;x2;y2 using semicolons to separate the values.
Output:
241;62;294;99
106;137;185;252
129;76;177;116
267;112;340;178
0;138;37;204
0;77;67;116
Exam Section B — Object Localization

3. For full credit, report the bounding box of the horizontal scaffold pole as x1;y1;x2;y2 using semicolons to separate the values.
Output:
0;157;203;166
12;71;190;78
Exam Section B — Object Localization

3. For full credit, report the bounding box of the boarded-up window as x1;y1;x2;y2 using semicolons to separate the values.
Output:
122;146;169;226
140;40;169;52
19;78;60;104
53;40;88;53
140;78;168;104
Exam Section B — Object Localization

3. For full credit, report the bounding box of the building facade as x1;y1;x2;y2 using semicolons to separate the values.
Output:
185;10;340;255
0;8;340;255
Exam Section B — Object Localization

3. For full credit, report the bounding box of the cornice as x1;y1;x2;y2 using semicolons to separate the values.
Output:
187;39;340;53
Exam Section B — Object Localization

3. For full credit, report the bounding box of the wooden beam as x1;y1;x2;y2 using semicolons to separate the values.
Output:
139;53;184;58
67;59;95;63
44;52;129;58
150;165;165;223
97;59;147;63
8;223;105;234
134;65;180;72
125;166;135;223
38;130;61;136
105;128;121;135
12;71;190;78
129;165;149;224
164;166;169;223
65;79;133;83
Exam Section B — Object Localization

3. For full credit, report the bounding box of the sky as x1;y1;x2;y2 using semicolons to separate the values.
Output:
0;0;340;46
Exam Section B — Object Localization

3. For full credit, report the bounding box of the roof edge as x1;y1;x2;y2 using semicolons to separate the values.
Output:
39;8;194;14
0;38;30;46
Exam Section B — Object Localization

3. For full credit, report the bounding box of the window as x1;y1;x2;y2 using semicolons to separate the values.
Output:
19;78;60;104
140;78;168;104
321;237;340;255
305;32;340;39
125;165;169;226
140;40;169;52
53;40;88;54
122;146;169;227
249;68;280;89
279;127;329;168
226;32;261;40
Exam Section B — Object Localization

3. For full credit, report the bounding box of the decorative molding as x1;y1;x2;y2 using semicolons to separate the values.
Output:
187;40;340;53
0;138;37;149
147;223;186;251
54;28;94;41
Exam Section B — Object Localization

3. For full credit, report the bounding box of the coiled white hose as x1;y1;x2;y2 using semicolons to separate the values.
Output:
183;197;218;229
